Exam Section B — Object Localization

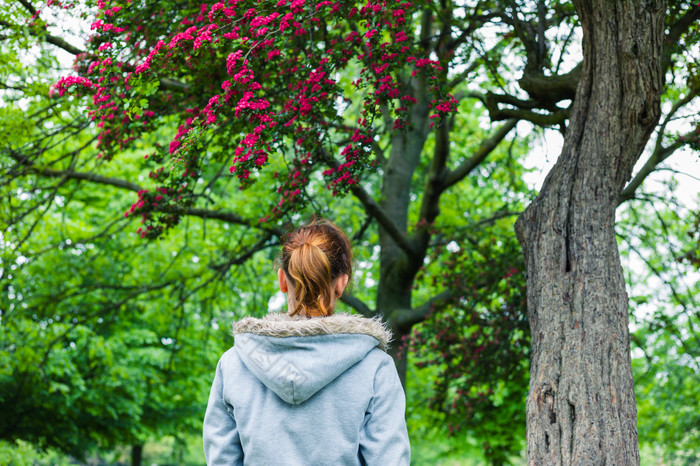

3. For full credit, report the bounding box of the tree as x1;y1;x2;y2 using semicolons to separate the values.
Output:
2;0;698;463
1;9;531;460
1;0;533;460
512;1;697;462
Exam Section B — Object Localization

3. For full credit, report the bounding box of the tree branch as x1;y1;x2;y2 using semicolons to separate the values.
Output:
209;235;278;273
2;4;84;56
5;148;141;191
184;207;284;236
619;89;698;204
447;57;482;90
348;183;417;256
619;129;695;204
17;0;37;15
44;32;84;56
409;119;518;262
662;5;700;73
6;153;283;234
417;117;451;227
317;147;416;256
443;119;518;189
392;289;453;331
159;77;191;92
446;11;506;52
410;120;452;259
519;62;581;102
419;8;434;52
340;294;374;317
470;91;570;126
34;167;142;191
0;16;189;92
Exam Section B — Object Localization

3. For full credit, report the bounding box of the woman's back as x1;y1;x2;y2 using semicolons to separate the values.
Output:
204;312;409;465
202;219;410;465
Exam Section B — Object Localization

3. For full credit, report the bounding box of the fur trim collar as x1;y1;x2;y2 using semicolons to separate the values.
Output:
234;312;393;352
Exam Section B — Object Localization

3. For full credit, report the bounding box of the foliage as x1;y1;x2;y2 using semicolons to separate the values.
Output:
0;183;244;458
617;193;700;461
408;234;527;463
0;35;278;455
0;440;76;466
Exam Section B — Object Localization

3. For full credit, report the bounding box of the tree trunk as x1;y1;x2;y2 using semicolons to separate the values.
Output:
514;1;665;464
387;326;409;387
377;79;430;386
131;444;143;466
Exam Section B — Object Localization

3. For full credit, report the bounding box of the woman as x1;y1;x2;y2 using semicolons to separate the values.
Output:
203;218;410;465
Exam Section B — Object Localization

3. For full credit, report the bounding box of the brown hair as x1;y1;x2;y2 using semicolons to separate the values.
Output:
279;218;353;317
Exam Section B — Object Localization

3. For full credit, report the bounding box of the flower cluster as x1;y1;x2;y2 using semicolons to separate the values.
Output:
54;76;93;96
55;0;453;237
123;183;190;239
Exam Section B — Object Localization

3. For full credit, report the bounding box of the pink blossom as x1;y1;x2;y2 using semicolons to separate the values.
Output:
207;95;220;106
226;50;243;75
168;27;197;49
395;31;408;42
208;2;225;22
55;76;93;96
135;40;164;74
250;12;279;28
169;140;182;154
241;132;260;147
233;66;254;84
194;23;218;49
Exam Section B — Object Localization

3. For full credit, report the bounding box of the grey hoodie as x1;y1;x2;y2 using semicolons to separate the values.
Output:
203;312;410;465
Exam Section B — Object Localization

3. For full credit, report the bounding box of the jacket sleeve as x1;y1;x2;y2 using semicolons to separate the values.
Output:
359;355;411;465
203;358;244;466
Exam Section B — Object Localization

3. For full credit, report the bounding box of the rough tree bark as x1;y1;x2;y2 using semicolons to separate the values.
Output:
514;1;666;464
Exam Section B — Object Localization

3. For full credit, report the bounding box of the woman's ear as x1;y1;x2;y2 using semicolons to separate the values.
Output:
334;274;350;297
278;268;288;293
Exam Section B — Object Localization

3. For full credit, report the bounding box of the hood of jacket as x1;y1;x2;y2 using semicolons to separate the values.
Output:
232;312;392;404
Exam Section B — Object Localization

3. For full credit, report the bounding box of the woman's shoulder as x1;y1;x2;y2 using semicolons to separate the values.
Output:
216;345;240;367
354;346;400;384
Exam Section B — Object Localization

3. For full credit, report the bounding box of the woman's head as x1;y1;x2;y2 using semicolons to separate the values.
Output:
278;218;353;317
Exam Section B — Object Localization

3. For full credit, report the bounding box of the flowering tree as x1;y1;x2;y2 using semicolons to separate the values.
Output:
2;0;699;463
44;0;528;390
